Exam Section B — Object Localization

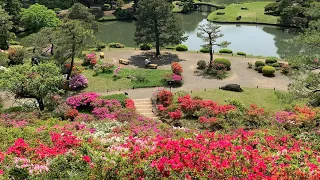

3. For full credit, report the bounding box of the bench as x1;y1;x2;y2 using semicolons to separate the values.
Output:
119;59;130;65
148;64;157;69
100;52;104;58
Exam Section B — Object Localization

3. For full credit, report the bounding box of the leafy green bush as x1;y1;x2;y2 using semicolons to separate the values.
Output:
109;42;125;48
237;52;246;56
262;66;276;76
226;99;245;112
175;44;188;51
197;60;207;69
96;42;107;51
255;60;266;67
272;62;280;67
100;94;128;106
0;52;8;67
9;40;20;45
257;66;264;73
264;2;279;15
53;8;61;12
248;62;253;68
199;48;210;53
219;49;233;54
102;4;111;10
213;58;231;70
139;43;152;50
265;58;277;64
8;47;25;65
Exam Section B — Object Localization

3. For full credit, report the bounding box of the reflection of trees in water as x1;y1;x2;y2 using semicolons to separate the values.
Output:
180;13;207;33
262;26;301;59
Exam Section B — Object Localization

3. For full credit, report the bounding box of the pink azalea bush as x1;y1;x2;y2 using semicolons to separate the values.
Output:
69;74;88;90
66;92;100;108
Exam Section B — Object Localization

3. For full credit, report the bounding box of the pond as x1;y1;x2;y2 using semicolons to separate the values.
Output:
96;12;300;58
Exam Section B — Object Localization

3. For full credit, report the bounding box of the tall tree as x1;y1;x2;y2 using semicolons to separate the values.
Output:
20;3;60;32
197;22;230;66
68;3;97;31
55;20;94;80
0;6;14;50
134;0;186;56
1;0;21;23
0;63;64;111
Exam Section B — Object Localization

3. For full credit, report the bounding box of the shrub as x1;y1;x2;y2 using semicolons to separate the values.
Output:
84;53;97;67
199;48;210;53
255;60;265;67
257;66;264;73
100;94;128;107
165;46;175;50
219;49;233;54
102;4;111;10
175;44;188;51
221;84;243;92
197;60;206;69
9;40;20;45
96;42;107;51
171;62;183;75
8;47;25;65
125;99;135;110
237;52;246;56
93;62;114;75
265;58;277;64
157;89;173;107
262;66;276;76
109;42;125;48
264;2;279;14
213;58;231;70
0;52;8;67
280;64;291;75
139;43;152;50
69;74;88;90
272;62;280;67
66;92;100;109
248;62;253;68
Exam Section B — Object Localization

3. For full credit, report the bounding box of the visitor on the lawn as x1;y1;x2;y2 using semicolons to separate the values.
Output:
145;59;151;67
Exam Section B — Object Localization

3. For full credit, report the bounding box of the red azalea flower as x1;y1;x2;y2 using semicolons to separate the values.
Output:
83;155;91;164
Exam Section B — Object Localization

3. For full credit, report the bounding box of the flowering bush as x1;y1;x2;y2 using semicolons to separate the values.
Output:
64;109;79;121
171;62;183;75
69;74;88;90
168;110;182;121
113;66;121;77
74;113;96;122
85;53;97;66
66;92;100;109
93;62;114;75
276;105;317;127
125;99;135;110
157;89;173;107
92;107;117;120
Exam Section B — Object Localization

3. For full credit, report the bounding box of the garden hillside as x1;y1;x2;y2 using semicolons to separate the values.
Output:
0;91;320;179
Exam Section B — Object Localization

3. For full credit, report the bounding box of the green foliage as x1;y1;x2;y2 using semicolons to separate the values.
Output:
109;42;125;48
0;63;64;110
0;52;9;67
226;99;245;112
9;167;29;180
255;60;266;67
199;48;210;53
248;62;253;68
100;94;128;106
36;0;74;9
175;44;188;51
197;60;207;69
113;8;134;19
139;43;152;50
2;0;21;23
272;63;280;67
20;4;60;31
264;2;279;15
213;58;231;70
102;4;111;10
257;66;264;73
219;48;233;54
265;58;278;64
8;47;25;65
0;7;14;50
96;42;107;51
262;66;276;76
53;8;62;12
68;3;95;23
237;52;246;56
134;0;185;55
279;2;309;28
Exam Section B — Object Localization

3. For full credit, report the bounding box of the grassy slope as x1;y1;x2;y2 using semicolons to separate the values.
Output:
207;2;279;24
83;68;171;92
192;87;305;112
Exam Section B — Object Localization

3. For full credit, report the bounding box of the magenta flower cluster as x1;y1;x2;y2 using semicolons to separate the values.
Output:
66;92;100;108
172;74;182;81
69;74;88;90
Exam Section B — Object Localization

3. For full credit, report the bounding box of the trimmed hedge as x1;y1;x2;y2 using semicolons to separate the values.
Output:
262;66;276;76
213;58;231;70
100;94;128;106
255;61;266;67
109;42;125;48
175;44;188;51
257;66;264;73
219;49;233;54
265;57;278;64
139;43;152;50
197;60;207;69
96;42;107;51
165;46;176;50
272;63;280;67
237;52;246;56
199;48;210;53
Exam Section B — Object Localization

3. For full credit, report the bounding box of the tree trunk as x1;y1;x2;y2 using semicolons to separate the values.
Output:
154;18;160;56
51;43;54;55
209;34;213;67
66;34;76;81
36;98;44;111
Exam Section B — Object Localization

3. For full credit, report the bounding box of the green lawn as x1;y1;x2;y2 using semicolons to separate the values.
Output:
82;68;171;92
207;2;279;24
191;87;306;112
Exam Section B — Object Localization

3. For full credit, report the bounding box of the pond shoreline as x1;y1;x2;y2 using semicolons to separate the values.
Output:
207;19;299;28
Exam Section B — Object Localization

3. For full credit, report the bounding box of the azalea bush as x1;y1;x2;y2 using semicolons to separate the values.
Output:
69;74;88;90
84;53;97;67
171;62;183;75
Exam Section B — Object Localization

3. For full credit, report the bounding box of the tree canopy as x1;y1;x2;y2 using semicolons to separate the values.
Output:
0;62;64;110
134;0;186;56
20;3;60;32
0;6;14;50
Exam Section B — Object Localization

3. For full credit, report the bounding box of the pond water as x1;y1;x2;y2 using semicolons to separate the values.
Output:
96;12;300;58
